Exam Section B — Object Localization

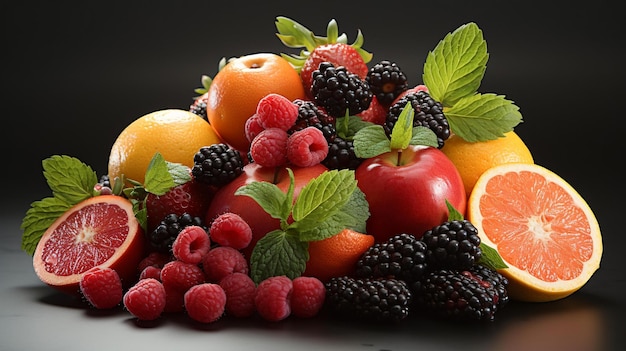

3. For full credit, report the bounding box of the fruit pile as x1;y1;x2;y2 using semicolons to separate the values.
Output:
21;17;603;326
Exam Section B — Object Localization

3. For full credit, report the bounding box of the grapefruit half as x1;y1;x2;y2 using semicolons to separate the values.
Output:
33;195;146;295
467;163;602;302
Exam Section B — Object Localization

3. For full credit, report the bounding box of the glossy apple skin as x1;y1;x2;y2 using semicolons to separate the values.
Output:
355;145;466;243
205;162;328;260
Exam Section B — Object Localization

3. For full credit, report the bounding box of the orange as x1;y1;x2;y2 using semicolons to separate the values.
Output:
108;109;222;186
467;163;602;302
33;195;146;295
304;228;375;283
441;131;534;196
206;53;305;152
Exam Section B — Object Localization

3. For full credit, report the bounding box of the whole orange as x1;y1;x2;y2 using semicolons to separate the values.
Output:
108;109;222;186
206;53;305;152
304;228;375;283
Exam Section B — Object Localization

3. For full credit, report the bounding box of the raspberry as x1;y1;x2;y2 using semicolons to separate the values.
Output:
137;252;171;273
286;127;329;167
208;212;253;250
249;127;289;167
164;284;186;313
255;275;293;322
172;225;211;264
255;93;299;131
290;276;326;318
139;265;162;281
79;267;123;309
219;272;257;318
123;278;166;321
160;260;205;293
244;114;264;143
184;283;227;323
202;246;249;282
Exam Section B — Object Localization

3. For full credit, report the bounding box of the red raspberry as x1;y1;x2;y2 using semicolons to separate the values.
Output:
357;95;387;125
255;93;299;131
160;260;205;292
249;127;289;167
219;272;257;318
79;267;123;309
209;212;252;250
202;246;248;282
172;225;211;264
254;275;293;322
163;284;185;313
137;251;171;273
244;114;264;143
286;127;329;167
123;278;166;321
290;276;326;318
139;265;162;281
184;283;227;323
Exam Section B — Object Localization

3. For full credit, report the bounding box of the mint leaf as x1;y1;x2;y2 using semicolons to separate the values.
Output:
291;169;356;223
249;229;309;283
335;115;374;140
235;180;291;222
410;126;439;148
445;93;522;142
479;242;508;270
423;22;488;107
20;197;71;255
353;125;390;158
43;155;97;205
143;153;191;196
446;199;465;221
389;103;414;150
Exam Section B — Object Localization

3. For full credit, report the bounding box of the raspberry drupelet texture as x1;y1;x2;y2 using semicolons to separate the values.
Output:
255;93;299;131
421;220;482;271
172;225;211;264
286;126;329;167
139;265;162;281
255;275;293;322
79;267;123;309
160;260;205;293
311;62;373;118
290;276;326;318
249;127;289;167
244;114;265;143
202;246;249;282
288;99;336;144
148;213;207;254
219;272;257;318
123;278;167;321
184;283;227;323
208;212;253;250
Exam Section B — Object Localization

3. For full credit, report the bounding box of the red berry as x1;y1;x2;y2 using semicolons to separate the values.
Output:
139;265;162;281
163;284;186;313
249;128;289;167
255;275;293;322
255;93;299;131
219;272;257;318
209;212;252;250
172;225;211;264
290;276;326;318
123;278;166;321
202;246;249;282
184;283;227;323
357;95;387;125
79;267;123;309
160;260;205;293
244;114;264;143
137;251;171;273
286;127;329;167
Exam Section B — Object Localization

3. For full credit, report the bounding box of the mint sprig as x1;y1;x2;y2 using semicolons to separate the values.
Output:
235;168;369;283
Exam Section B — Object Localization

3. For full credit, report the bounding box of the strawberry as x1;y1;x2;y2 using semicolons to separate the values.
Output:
357;95;387;125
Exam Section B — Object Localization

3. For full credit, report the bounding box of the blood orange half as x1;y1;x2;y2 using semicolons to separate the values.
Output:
467;163;602;302
33;195;146;295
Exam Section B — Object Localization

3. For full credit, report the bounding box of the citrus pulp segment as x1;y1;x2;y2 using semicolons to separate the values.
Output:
467;163;602;302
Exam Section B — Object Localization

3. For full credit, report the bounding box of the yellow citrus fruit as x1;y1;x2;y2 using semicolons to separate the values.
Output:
441;131;534;196
207;53;306;152
467;163;603;302
108;109;222;185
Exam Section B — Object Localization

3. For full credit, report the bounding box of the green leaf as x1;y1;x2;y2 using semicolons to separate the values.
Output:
42;155;97;205
389;103;414;150
446;199;465;221
478;242;509;270
423;22;488;107
292;169;357;223
353;125;390;158
132;198;148;233
410;126;439;148
143;153;191;196
20;197;71;255
249;230;309;284
235;180;290;222
445;93;522;142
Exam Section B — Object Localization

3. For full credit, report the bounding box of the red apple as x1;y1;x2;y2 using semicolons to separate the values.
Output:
355;144;466;243
205;162;329;260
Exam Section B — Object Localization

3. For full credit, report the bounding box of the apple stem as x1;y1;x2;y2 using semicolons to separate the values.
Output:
396;149;403;166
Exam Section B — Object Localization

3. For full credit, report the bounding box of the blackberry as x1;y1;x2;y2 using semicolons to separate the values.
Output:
189;97;208;120
325;276;412;323
385;90;449;148
414;268;501;322
192;143;244;187
421;220;482;271
310;62;373;118
469;264;509;310
148;213;207;253
322;136;363;170
366;60;409;106
355;233;429;291
288;99;336;143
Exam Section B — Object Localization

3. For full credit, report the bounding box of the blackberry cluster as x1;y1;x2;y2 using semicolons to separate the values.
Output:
148;213;207;253
310;62;373;118
189;97;208;120
421;220;482;270
469;264;509;309
192;143;244;187
355;233;429;291
384;90;450;148
366;60;409;106
322;136;363;170
413;266;508;322
325;276;412;323
288;99;336;143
